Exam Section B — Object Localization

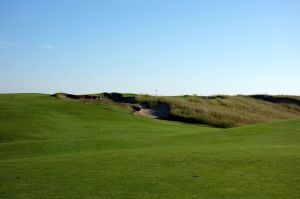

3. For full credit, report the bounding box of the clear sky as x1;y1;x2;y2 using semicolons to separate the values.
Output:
0;0;299;95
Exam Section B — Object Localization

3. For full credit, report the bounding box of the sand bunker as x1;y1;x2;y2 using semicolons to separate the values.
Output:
133;104;170;119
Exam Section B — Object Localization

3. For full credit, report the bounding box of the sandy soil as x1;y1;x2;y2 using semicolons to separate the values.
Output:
134;104;170;119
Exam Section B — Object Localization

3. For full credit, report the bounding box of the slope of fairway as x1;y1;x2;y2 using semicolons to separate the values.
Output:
1;94;300;199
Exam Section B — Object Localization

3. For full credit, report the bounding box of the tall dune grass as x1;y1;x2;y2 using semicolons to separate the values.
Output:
136;95;300;127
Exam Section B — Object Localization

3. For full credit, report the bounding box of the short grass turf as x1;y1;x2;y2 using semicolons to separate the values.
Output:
0;94;300;199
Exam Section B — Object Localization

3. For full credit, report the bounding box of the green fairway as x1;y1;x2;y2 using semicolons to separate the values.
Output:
1;94;300;198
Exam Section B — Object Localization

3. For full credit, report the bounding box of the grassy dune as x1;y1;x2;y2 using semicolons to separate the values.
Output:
1;94;300;198
136;95;300;127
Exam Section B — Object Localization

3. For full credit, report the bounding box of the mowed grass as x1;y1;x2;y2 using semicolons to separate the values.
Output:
0;94;300;199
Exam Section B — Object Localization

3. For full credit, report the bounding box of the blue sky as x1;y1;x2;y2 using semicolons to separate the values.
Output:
0;0;299;95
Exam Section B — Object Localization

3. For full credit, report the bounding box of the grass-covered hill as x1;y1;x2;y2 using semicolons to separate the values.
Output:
54;92;300;128
1;93;300;198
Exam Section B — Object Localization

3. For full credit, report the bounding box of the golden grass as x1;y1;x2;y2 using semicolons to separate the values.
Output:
136;95;300;127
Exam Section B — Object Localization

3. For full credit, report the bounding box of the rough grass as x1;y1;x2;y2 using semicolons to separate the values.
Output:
1;94;300;199
136;95;300;127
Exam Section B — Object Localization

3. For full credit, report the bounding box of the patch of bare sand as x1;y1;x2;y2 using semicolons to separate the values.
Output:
134;104;170;119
